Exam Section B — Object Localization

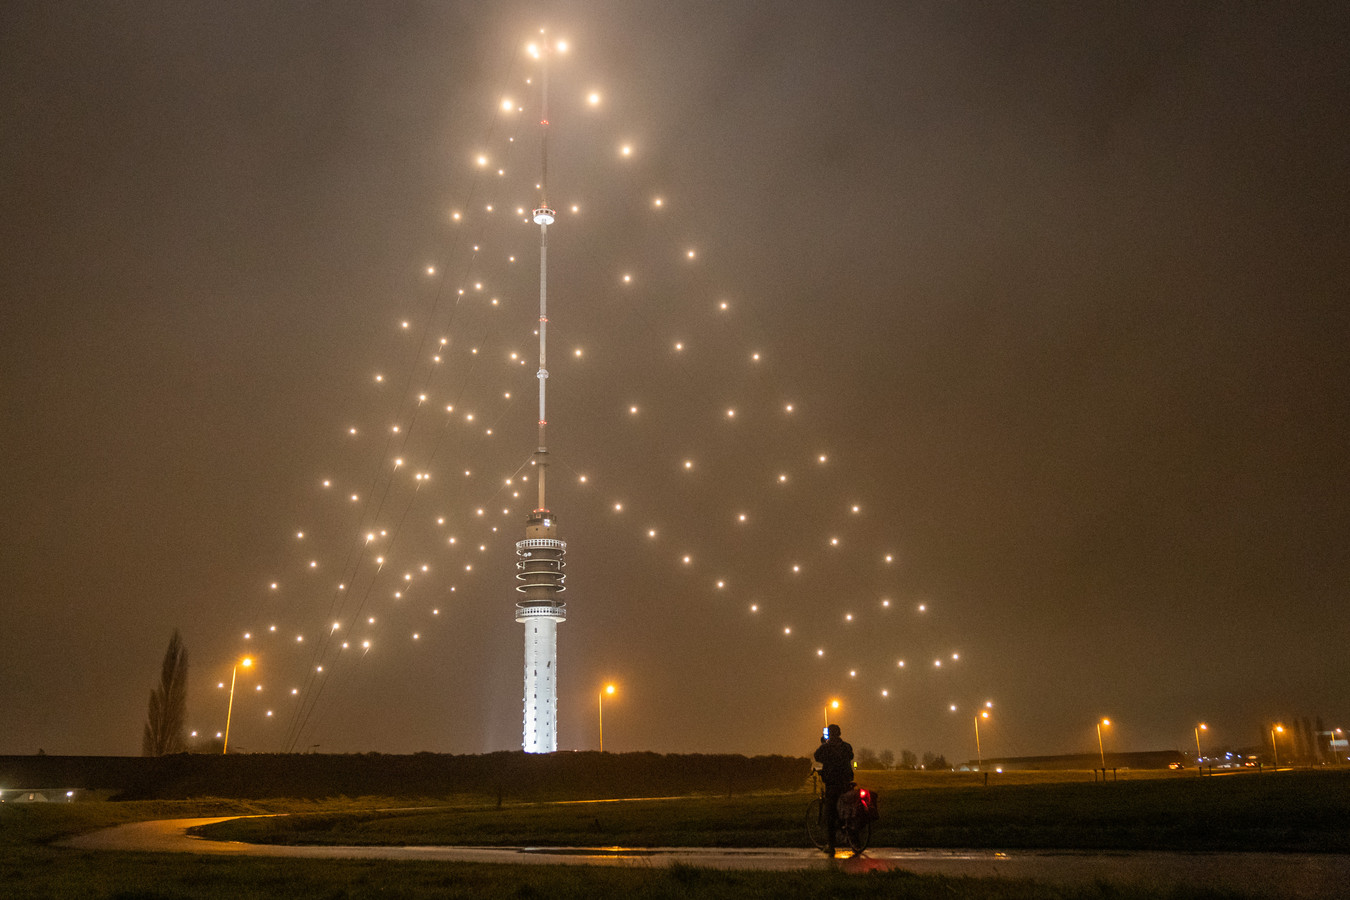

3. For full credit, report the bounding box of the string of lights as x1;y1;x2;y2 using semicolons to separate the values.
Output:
223;29;982;756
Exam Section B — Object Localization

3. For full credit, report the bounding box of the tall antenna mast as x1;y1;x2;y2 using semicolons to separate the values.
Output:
535;38;551;509
514;32;567;754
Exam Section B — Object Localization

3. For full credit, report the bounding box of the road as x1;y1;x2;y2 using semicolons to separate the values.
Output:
63;816;1350;898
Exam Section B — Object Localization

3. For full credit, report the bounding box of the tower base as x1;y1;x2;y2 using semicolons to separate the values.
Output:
520;613;563;752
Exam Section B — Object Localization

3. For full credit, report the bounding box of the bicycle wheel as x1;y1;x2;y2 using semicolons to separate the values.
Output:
846;820;871;853
804;798;829;849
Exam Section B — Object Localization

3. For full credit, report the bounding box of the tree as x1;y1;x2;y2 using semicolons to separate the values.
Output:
855;746;882;769
142;630;189;756
921;751;952;770
900;750;918;769
878;749;895;769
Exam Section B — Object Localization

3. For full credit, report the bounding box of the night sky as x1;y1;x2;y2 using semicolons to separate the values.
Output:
3;2;1347;762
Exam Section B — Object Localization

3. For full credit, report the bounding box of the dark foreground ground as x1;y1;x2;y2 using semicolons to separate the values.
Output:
196;767;1350;854
4;765;1346;899
67;814;1350;900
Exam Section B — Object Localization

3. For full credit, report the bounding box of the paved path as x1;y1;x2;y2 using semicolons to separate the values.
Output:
63;817;1350;898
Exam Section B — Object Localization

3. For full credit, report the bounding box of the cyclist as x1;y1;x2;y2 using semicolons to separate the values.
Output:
813;723;854;856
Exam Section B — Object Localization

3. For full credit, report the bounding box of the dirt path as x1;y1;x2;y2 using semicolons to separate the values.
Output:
62;816;1350;898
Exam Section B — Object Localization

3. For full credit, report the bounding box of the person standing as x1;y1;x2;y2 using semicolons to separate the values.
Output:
813;723;854;856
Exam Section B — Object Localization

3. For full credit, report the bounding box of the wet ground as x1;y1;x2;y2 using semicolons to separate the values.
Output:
63;816;1350;898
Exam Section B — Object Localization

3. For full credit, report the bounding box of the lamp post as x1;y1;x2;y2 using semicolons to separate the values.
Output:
1195;723;1207;771
598;684;616;752
824;699;840;730
975;710;990;768
1097;719;1111;768
223;657;252;755
1271;724;1284;768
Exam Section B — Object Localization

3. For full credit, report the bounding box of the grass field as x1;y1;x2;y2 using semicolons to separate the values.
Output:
196;767;1350;854
0;848;1269;900
3;767;1343;899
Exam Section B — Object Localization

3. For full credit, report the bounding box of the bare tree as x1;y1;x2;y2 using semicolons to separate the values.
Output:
142;630;189;756
855;746;882;769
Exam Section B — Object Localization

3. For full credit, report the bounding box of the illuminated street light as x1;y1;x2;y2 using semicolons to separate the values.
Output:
223;657;253;755
1271;724;1285;769
598;684;616;752
975;709;991;769
1097;719;1111;768
824;699;840;730
1195;723;1208;771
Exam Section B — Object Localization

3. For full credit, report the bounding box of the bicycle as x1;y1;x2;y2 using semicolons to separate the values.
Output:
804;770;873;854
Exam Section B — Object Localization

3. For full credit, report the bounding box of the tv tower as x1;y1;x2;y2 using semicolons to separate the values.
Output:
515;35;567;753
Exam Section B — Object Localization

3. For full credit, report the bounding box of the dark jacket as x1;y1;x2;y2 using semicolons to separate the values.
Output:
814;736;855;787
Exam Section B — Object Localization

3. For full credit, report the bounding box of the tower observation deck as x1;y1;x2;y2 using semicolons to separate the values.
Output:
515;507;566;752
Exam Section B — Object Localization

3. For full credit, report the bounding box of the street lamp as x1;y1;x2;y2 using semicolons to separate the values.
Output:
1097;719;1111;768
1195;723;1208;770
223;657;253;754
1271;724;1285;768
598;684;616;752
975;709;990;768
824;699;840;730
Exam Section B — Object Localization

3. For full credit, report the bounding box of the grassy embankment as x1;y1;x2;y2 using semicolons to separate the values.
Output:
196;767;1350;853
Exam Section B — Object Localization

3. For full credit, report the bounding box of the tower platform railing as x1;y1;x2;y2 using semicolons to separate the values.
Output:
515;603;567;621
